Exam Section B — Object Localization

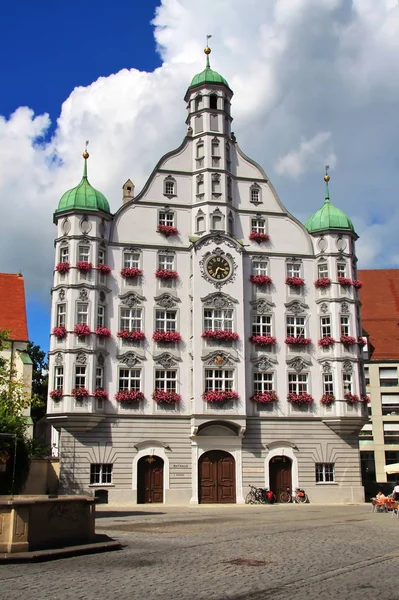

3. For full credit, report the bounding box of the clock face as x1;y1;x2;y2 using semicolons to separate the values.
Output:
206;255;231;281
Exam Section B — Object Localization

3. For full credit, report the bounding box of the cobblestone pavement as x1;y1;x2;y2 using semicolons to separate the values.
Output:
2;504;399;600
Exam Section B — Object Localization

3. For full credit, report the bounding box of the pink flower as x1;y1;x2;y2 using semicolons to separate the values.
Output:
97;264;111;274
95;327;111;338
115;390;144;403
352;279;363;289
202;390;239;403
201;330;239;342
340;335;357;346
157;224;179;236
285;336;312;346
358;337;366;347
361;394;371;403
249;275;272;285
76;261;92;272
321;393;335;406
93;388;108;399
72;387;89;399
318;337;335;348
345;392;359;404
250;335;277;346
155;269;179;280
286;276;304;288
250;391;278;403
249;231;270;243
338;277;352;287
52;325;67;340
49;389;63;401
74;324;91;337
287;392;313;405
314;278;331;289
153;331;182;343
56;262;70;274
152;390;181;404
117;330;146;341
120;267;143;279
0;450;10;464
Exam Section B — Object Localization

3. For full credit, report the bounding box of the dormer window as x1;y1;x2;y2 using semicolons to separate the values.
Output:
164;176;176;197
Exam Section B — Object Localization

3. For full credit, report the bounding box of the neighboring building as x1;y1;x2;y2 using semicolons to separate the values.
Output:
0;273;33;436
47;47;367;504
358;269;399;486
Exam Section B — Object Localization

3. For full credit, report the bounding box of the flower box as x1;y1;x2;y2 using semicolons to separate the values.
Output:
97;264;111;274
285;336;312;346
338;277;352;287
115;390;144;403
153;331;182;343
74;324;91;337
321;393;335;406
49;389;63;401
249;275;272;285
345;392;359;404
318;337;335;348
352;279;363;289
286;276;304;288
152;390;181;404
157;224;179;236
56;262;70;274
314;278;331;289
72;387;89;399
361;394;371;403
120;267;143;279
76;261;92;273
155;269;179;280
93;388;108;400
95;327;111;338
117;330;146;341
201;330;239;342
249;231;270;243
251;391;278;403
358;337;366;347
202;390;239;403
53;325;67;340
340;335;357;346
250;335;277;347
287;392;314;405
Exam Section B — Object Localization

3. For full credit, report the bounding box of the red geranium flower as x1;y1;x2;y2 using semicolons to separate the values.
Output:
249;335;277;346
52;325;67;340
345;392;359;404
97;264;111;274
352;279;363;289
115;390;144;403
95;327;111;338
76;261;92;272
117;330;145;341
249;275;272;285
286;276;304;288
287;393;313;405
120;267;142;279
157;224;179;236
250;391;278;403
153;331;182;343
249;231;270;243
340;335;357;346
314;278;331;289
202;390;239;403
56;262;70;274
155;269;179;280
201;330;239;342
72;387;89;399
49;389;63;401
285;336;312;346
152;390;181;404
321;393;335;406
318;337;335;348
338;277;352;287
74;324;91;337
93;388;108;399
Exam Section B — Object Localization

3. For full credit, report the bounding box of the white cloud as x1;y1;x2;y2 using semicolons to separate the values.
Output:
2;0;399;302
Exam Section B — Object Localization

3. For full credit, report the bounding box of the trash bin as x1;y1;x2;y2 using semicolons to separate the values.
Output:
94;489;108;504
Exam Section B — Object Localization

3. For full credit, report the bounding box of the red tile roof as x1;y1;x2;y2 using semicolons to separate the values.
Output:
358;269;399;360
0;274;29;341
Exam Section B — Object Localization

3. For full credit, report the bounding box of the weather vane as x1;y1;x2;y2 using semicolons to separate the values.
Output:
83;140;90;160
324;164;330;182
206;34;212;45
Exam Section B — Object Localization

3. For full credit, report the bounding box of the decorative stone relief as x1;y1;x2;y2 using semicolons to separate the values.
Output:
251;255;268;263
341;302;350;314
76;353;87;365
119;293;145;307
318;237;327;252
202;351;238;367
80;216;92;234
253;356;276;372
97;354;105;366
286;356;311;372
99;219;106;238
251;299;275;314
199;248;238;289
154;353;181;369
201;291;238;309
61;218;71;235
336;236;347;251
285;300;309;315
162;204;172;213
286;257;302;264
195;234;242;253
118;352;142;367
58;289;66;301
154;293;179;309
343;360;353;374
123;246;141;255
320;303;329;314
79;288;88;301
54;353;63;366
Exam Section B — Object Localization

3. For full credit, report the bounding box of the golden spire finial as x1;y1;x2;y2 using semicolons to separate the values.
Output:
83;140;89;160
324;164;330;182
204;34;212;56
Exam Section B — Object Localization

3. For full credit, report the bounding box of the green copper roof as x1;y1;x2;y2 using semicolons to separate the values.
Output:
189;51;230;89
305;178;355;234
56;154;110;214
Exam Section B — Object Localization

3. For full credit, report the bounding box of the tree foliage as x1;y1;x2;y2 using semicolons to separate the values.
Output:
27;340;48;422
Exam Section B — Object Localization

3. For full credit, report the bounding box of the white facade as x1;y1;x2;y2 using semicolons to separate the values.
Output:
47;65;367;504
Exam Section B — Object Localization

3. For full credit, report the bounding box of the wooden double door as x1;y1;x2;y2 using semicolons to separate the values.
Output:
199;450;236;504
137;456;164;503
269;456;292;501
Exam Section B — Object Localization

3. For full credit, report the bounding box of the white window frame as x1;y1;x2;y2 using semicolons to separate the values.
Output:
74;365;87;389
343;373;352;394
251;188;260;204
337;262;347;278
76;302;88;325
203;308;233;332
252;314;272;336
205;369;234;391
97;305;106;328
56;304;66;327
90;464;112;485
155;369;177;391
211;139;220;157
155;309;177;332
252;261;268;276
340;315;350;336
196;142;204;159
98;247;106;265
123;251;140;269
286;262;301;278
158;253;175;271
288;373;308;394
164;177;176;197
118;368;141;391
96;366;104;389
78;245;90;263
316;463;335;483
120;307;142;332
286;315;306;338
320;316;331;338
196;215;205;233
54;366;64;390
253;371;274;393
59;246;69;263
211;174;221;194
323;372;334;395
318;262;329;279
159;212;175;227
251;218;266;233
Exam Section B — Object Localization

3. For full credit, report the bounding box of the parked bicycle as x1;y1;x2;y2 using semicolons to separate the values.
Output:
279;487;308;503
245;485;275;504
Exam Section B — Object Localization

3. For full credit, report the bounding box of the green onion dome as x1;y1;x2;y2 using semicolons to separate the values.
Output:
189;45;230;89
305;174;355;234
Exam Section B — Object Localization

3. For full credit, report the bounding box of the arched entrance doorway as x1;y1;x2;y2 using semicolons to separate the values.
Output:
137;455;164;503
198;450;236;504
269;455;292;502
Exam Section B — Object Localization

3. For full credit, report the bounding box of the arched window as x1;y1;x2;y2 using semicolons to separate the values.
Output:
195;95;203;111
209;94;218;110
164;176;177;197
211;174;221;195
59;243;69;264
196;141;204;159
196;212;206;233
250;183;262;205
211;209;224;231
196;174;204;196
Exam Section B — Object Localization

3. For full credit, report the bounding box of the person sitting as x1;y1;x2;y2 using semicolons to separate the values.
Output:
376;491;386;500
392;481;399;501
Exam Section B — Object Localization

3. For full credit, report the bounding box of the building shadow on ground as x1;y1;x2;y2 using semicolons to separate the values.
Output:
95;510;165;518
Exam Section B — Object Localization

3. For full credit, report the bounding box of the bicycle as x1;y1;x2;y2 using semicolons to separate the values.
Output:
279;487;308;503
245;485;275;504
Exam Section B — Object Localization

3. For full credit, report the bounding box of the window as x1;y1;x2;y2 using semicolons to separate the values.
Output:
286;316;306;338
343;373;352;394
196;142;204;159
253;261;268;276
340;315;350;336
212;214;223;230
123;251;140;269
211;139;220;156
156;309;177;332
158;253;175;271
210;114;219;131
250;185;261;204
78;245;90;263
196;175;204;195
98;247;106;265
227;177;232;200
205;369;234;391
195;115;203;133
59;246;69;263
209;95;218;109
159;211;174;227
119;368;141;391
337;262;347;278
96;366;104;389
381;394;399;415
196;215;205;233
155;369;177;391
211;174;221;194
379;367;398;387
74;366;86;389
254;372;274;393
77;302;88;325
120;308;142;332
204;308;233;331
54;366;64;390
195;95;203;111
56;304;66;327
364;367;369;386
286;262;301;278
315;463;335;483
323;372;334;395
97;305;105;328
320;316;331;338
318;262;329;279
251;218;265;233
90;464;112;485
252;314;272;336
288;373;308;394
164;177;176;196
226;144;231;166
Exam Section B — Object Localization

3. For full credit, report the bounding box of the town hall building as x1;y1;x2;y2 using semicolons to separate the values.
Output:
47;47;367;504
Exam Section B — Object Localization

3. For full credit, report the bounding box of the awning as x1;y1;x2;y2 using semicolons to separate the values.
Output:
383;462;399;474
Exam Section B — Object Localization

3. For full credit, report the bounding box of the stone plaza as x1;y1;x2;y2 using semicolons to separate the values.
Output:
1;504;398;600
